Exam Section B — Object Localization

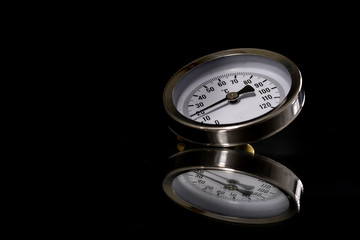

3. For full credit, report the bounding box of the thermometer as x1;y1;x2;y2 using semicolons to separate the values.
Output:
163;48;305;146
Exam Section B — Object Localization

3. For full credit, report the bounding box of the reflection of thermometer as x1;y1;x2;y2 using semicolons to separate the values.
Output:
162;148;303;225
175;170;289;219
163;48;305;146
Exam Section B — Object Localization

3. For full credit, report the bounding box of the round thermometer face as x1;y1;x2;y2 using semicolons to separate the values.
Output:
173;169;289;219
163;48;304;146
173;56;291;125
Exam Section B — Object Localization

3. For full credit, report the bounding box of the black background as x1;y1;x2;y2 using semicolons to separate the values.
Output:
74;8;359;238
12;4;360;238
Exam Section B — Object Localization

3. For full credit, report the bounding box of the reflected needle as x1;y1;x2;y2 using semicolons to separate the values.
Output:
195;171;253;195
206;171;255;190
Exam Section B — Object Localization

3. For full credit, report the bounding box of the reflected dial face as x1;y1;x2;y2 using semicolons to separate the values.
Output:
172;169;289;219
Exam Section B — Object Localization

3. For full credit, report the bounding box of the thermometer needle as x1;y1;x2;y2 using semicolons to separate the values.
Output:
189;85;255;117
196;171;253;195
206;171;255;190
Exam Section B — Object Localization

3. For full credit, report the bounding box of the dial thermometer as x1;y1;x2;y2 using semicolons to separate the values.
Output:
163;148;303;225
163;48;305;146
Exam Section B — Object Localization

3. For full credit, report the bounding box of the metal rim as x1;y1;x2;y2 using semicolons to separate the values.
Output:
163;48;305;146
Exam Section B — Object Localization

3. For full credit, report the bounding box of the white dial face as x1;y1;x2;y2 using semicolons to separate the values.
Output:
172;169;289;219
173;55;292;125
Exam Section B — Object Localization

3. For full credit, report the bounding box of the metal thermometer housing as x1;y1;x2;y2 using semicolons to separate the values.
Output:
163;48;305;147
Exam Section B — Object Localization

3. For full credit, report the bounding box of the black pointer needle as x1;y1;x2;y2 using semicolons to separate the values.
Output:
190;85;255;117
206;171;255;190
195;171;253;195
